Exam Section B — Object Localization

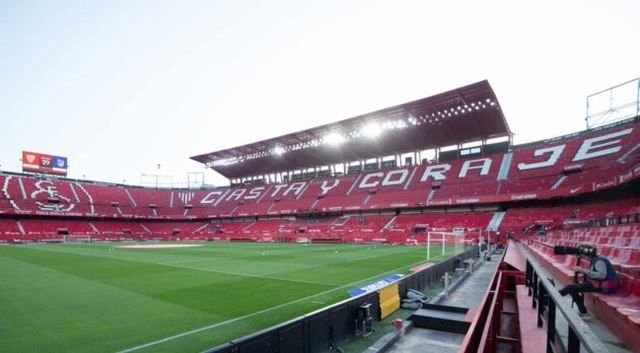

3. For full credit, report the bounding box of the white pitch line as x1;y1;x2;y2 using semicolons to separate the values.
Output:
345;251;400;263
161;262;340;287
158;257;244;265
116;258;430;353
159;258;217;265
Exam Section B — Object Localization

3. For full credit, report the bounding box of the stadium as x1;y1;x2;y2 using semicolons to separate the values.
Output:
1;77;640;353
2;3;640;353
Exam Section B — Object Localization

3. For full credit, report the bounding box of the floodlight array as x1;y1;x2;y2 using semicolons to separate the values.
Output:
209;98;497;167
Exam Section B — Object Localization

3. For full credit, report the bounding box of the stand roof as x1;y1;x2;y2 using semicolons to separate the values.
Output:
191;80;511;179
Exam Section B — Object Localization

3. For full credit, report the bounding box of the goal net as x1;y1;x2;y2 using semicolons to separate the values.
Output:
425;231;468;260
63;234;92;243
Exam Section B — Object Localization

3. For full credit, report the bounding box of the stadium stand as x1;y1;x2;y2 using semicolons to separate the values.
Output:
499;197;640;235
1;119;637;221
389;211;492;232
525;224;640;352
21;219;95;235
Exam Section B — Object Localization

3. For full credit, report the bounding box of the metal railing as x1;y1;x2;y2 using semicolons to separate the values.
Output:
522;244;611;353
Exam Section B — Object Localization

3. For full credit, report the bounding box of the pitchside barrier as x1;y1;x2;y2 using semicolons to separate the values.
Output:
204;246;478;353
378;282;401;320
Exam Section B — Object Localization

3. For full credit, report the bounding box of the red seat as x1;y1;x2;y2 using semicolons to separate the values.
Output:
627;237;640;249
611;237;630;247
599;245;612;257
626;251;640;265
593;274;634;303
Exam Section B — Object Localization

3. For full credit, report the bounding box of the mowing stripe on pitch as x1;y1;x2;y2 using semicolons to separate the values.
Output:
117;257;435;353
160;263;340;286
157;245;351;264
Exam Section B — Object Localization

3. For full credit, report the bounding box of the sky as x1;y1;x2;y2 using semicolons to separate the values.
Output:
0;0;638;187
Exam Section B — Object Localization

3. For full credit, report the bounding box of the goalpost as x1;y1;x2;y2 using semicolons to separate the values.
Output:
63;234;92;243
426;231;467;260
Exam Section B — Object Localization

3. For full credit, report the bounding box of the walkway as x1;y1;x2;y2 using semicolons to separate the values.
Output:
386;256;501;353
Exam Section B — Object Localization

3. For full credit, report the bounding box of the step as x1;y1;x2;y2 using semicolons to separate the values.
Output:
409;304;471;334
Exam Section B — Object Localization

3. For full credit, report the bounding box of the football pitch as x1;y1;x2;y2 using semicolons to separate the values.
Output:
0;242;462;353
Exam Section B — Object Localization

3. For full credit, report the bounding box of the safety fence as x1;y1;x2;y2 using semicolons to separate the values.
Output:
459;244;611;353
523;250;611;353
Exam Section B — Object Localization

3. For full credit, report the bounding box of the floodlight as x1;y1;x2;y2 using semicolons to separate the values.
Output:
362;123;382;138
324;133;346;146
272;146;286;155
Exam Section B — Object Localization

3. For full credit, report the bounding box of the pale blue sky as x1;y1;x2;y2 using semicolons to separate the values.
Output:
0;0;638;187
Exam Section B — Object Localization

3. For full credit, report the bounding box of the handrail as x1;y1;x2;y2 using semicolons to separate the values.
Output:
477;270;502;352
519;243;611;353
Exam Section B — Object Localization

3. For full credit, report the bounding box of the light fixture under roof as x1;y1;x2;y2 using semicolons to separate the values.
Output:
324;132;346;146
272;146;286;155
361;123;382;138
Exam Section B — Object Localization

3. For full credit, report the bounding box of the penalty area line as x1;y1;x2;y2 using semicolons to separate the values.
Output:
116;258;432;353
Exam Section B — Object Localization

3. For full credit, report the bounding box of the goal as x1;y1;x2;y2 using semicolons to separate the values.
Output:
63;234;92;243
425;231;467;260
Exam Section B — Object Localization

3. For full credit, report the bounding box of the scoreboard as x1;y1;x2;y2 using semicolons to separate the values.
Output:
22;151;68;176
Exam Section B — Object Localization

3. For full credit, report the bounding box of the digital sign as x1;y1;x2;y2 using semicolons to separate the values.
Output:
22;151;68;176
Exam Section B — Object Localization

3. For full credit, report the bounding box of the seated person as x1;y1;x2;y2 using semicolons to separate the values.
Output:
558;244;619;317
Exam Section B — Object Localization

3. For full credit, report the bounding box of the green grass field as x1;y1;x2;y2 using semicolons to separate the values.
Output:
0;242;462;353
